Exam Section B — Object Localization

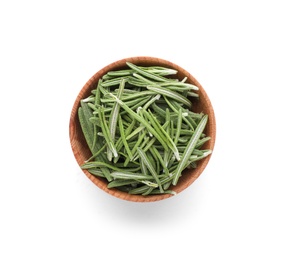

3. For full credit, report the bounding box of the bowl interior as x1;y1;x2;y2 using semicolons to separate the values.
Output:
69;57;216;202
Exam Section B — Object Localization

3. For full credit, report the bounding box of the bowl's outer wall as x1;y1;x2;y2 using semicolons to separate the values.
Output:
69;56;216;202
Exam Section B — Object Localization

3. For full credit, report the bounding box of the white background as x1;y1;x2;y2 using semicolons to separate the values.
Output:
1;0;286;259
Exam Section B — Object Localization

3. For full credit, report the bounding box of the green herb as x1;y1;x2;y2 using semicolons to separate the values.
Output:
78;62;212;196
172;114;209;185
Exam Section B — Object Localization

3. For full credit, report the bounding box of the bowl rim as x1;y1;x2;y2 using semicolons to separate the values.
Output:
69;56;216;202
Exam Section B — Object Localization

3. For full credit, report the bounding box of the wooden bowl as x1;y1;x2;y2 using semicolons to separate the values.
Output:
69;56;216;202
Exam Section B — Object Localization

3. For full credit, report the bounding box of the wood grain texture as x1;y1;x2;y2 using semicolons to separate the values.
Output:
69;56;216;202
